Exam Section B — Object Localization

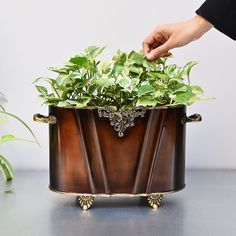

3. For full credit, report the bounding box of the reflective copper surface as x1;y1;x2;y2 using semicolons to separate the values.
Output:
45;105;190;195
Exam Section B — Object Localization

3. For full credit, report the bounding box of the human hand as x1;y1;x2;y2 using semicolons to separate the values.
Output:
142;15;213;60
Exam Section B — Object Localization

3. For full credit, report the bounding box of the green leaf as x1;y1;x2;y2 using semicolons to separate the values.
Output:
69;56;88;66
156;54;172;65
152;81;167;89
136;97;157;107
88;83;98;94
128;51;144;65
153;90;164;98
164;64;178;75
33;77;55;85
137;84;155;97
118;77;139;93
61;88;73;99
191;85;204;94
35;85;48;95
73;97;92;108
113;50;127;65
173;84;188;93
0;134;34;144
187;96;212;105
94;76;115;88
174;87;195;105
0;154;14;181
168;77;183;84
175;67;185;78
111;64;123;76
183;61;198;78
97;61;111;75
148;72;169;81
48;66;70;74
56;101;70;107
117;76;131;88
56;74;71;86
129;65;143;76
130;78;140;88
164;64;185;78
85;46;106;59
57;97;92;108
0;111;39;146
42;97;62;102
143;59;159;71
121;66;130;77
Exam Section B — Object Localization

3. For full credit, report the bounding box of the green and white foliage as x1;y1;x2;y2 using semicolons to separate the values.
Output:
35;46;208;110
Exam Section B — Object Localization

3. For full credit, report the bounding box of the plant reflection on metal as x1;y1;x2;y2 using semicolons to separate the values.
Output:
147;194;163;209
98;107;146;137
78;195;95;210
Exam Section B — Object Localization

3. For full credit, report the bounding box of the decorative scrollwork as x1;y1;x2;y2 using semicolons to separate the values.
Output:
78;195;95;210
147;194;163;209
98;107;146;137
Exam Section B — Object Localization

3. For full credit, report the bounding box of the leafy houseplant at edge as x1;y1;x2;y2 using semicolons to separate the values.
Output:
0;92;38;192
34;46;206;210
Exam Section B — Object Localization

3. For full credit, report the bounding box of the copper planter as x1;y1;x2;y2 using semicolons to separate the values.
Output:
34;105;201;210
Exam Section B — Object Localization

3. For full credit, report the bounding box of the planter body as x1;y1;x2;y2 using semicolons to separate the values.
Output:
48;105;186;195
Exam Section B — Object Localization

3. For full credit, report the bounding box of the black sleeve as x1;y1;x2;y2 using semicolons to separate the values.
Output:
196;0;236;40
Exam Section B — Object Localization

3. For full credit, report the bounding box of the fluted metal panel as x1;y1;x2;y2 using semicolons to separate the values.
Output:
49;106;186;194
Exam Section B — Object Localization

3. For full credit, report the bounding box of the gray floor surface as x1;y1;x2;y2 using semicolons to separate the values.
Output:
0;170;236;236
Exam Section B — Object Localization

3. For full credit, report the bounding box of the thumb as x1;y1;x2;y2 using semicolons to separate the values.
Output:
146;41;172;60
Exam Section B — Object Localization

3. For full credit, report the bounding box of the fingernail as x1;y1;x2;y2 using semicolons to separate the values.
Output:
147;53;154;60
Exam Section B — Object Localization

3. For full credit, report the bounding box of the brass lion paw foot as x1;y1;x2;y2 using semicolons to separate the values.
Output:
78;195;95;210
147;194;163;209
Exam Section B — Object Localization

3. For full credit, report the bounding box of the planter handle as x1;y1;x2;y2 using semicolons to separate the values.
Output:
182;113;202;124
33;113;57;124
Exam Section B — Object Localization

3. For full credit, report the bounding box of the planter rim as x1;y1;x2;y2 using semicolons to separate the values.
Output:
48;104;186;110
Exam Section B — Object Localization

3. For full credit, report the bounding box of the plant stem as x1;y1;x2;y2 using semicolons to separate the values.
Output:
187;75;190;85
51;84;60;98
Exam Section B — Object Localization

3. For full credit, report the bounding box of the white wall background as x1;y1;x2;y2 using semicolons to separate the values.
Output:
0;0;236;170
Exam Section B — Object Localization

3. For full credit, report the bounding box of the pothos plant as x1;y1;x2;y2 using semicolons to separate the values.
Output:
0;92;38;192
34;46;207;110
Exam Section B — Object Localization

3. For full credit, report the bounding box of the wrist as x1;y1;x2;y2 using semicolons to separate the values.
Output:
193;15;213;37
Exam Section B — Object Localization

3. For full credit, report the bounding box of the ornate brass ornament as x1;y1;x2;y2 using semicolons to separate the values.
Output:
78;195;95;210
98;107;146;137
147;194;163;209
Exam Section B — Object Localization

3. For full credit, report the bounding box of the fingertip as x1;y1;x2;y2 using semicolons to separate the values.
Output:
146;52;154;61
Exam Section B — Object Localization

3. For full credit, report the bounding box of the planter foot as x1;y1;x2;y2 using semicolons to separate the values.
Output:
147;194;163;209
78;195;95;210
